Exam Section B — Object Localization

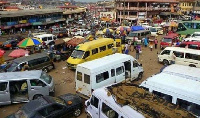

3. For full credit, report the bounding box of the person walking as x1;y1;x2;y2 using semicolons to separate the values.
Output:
128;40;132;51
144;37;148;47
135;45;140;59
124;43;129;54
171;52;176;64
154;38;158;49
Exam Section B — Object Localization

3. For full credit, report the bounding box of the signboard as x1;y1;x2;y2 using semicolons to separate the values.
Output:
100;12;116;19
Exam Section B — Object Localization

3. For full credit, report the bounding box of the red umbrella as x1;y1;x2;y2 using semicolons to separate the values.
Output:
8;49;29;58
0;49;5;57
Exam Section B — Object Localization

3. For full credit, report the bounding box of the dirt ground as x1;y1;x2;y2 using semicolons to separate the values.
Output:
0;35;164;118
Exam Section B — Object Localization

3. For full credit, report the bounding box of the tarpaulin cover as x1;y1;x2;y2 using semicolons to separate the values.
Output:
131;26;144;31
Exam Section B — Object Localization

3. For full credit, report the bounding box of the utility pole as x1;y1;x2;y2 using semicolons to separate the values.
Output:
123;0;125;26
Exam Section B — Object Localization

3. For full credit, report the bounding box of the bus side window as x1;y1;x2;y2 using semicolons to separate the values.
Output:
92;48;98;55
173;51;184;58
177;98;192;110
91;95;99;108
102;102;119;118
186;53;200;61
96;71;109;83
100;46;106;52
153;90;172;102
161;50;170;55
111;69;115;77
83;51;90;59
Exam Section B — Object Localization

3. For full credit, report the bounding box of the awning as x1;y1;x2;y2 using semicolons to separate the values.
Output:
160;12;171;16
67;18;74;22
160;12;180;16
32;22;42;26
54;18;66;22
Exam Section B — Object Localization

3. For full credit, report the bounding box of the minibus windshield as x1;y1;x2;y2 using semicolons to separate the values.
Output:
128;32;138;37
71;50;84;59
150;28;157;32
162;38;172;43
6;62;18;72
40;72;52;84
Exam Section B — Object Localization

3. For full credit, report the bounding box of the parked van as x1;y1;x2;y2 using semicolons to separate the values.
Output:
161;64;200;81
34;34;57;45
125;30;151;43
67;38;122;69
140;73;200;116
150;27;163;36
85;83;195;118
158;47;200;67
5;53;55;72
179;41;200;50
0;70;55;105
183;37;200;42
76;53;143;98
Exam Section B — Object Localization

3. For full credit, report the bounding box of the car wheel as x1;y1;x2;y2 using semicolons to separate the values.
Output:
137;72;143;80
33;94;43;100
43;68;49;73
163;59;169;65
74;108;81;117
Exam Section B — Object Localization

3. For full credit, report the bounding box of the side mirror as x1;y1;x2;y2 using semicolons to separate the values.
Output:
42;84;46;87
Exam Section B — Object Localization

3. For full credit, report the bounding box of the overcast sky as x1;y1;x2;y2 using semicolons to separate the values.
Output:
74;0;111;2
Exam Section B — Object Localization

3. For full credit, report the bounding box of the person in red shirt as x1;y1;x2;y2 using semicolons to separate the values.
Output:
154;38;158;49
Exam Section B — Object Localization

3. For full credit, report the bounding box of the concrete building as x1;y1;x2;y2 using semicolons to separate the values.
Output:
115;0;179;23
178;0;195;15
194;0;200;14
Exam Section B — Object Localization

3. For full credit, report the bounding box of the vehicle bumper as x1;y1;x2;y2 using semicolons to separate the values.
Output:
66;63;77;70
76;91;90;100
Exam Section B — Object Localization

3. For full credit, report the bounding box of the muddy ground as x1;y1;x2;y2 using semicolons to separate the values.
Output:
0;34;163;118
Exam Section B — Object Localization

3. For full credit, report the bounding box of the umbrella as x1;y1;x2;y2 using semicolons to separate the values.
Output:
0;49;5;57
8;49;29;58
117;26;131;31
18;38;42;48
103;28;113;33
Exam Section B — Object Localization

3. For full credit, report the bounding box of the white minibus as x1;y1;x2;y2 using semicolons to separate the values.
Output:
140;73;200;116
161;64;200;81
85;83;195;118
158;47;200;67
75;53;143;98
34;34;57;45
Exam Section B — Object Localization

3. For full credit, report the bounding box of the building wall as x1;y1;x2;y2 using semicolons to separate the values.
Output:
115;0;178;22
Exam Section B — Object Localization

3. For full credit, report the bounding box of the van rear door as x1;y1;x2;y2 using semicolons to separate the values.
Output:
115;63;125;83
0;82;11;105
76;68;91;97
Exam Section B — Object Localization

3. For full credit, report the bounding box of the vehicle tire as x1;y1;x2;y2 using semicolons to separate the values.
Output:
52;63;55;69
33;94;43;100
189;64;196;67
137;72;143;80
43;68;49;73
74;108;81;117
163;59;169;65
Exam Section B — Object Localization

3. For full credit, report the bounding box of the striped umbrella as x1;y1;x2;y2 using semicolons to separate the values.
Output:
18;38;42;48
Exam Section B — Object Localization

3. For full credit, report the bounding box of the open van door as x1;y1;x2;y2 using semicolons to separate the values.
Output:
0;82;11;105
115;63;125;83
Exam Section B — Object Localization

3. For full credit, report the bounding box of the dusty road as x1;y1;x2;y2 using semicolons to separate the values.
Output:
0;35;164;118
